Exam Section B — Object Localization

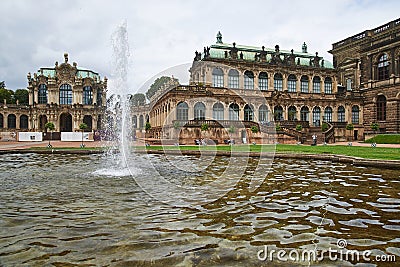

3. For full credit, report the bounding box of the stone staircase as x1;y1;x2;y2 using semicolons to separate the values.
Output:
304;127;324;145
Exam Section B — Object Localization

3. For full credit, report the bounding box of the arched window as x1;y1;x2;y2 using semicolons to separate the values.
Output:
259;72;268;91
338;106;345;122
176;102;188;121
59;84;72;105
212;68;224;87
324;107;333;122
139;115;144;128
228;69;239;89
244;104;254;121
244;71;254;89
300;75;309;93
287;74;297;92
0;113;3;128
83;86;93;105
300;106;309;122
38;84;48;104
194;102;206;120
213;103;224;120
20;115;28;129
313;106;321;126
7;114;16;129
229;103;239;120
259;104;269;122
288;106;297;121
352;105;360;124
132;115;137;128
324;77;333;94
313;76;321;93
274;106;283;121
274;73;283;91
378;54;389;80
376;95;386;121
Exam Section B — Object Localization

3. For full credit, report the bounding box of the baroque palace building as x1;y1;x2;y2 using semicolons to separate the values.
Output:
133;18;400;144
0;53;107;139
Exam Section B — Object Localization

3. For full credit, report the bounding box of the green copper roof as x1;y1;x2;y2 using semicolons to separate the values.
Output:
203;42;333;69
36;68;101;80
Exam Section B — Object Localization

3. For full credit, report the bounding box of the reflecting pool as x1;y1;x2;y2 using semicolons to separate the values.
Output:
0;153;399;266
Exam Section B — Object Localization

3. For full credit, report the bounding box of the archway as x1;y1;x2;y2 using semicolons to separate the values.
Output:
83;115;93;131
60;113;72;132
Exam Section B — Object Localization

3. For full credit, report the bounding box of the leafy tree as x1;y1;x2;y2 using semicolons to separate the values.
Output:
370;122;379;133
201;123;209;131
250;125;259;133
79;123;88;148
321;122;329;132
130;93;146;106
14;89;29;104
0;88;13;104
146;76;179;100
296;124;303;131
145;122;151;132
45;122;55;148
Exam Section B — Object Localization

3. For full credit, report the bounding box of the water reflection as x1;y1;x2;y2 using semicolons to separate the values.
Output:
0;153;399;266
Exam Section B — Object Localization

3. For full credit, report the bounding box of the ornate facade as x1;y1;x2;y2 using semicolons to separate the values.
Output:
0;53;107;138
330;18;400;136
143;32;364;144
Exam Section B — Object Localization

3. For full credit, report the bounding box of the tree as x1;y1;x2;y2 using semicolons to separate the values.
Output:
14;89;29;105
321;122;329;132
130;93;146;106
250;125;259;133
145;122;151;132
201;123;209;131
79;123;88;148
371;122;379;134
296;124;303;142
146;76;179;100
45;122;55;148
346;123;354;141
0;88;13;104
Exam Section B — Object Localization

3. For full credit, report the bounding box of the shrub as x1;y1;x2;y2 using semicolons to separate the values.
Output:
250;125;259;133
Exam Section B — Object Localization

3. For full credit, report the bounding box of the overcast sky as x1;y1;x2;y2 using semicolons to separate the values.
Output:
1;0;399;95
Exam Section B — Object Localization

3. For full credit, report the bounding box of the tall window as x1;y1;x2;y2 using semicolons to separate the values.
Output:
83;86;93;105
346;78;352;91
338;106;345;122
7;114;16;129
324;107;333;122
20;115;28;129
376;95;386;121
259;72;268;91
324;77;333;94
0;114;3;128
313;106;321;126
176;102;188;121
300;106;309;122
139;115;144;128
132;115;137;128
287;74;297;92
213;103;224;120
313;76;321;93
38;84;48;104
274;73;283;91
194;102;206;120
244;71;254;89
288;106;297;121
244;104;254;121
274;106;283;121
229;103;239;120
259;104;269;122
301;75;309;93
212;68;224;87
228;69;239;89
59;84;72;105
377;54;389;80
352;105;360;124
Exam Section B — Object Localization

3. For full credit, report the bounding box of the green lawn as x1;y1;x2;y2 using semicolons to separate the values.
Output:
143;144;400;160
365;134;400;144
